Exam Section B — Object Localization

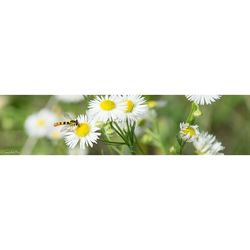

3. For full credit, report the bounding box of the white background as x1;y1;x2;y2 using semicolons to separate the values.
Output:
1;0;250;249
1;157;250;250
0;0;250;94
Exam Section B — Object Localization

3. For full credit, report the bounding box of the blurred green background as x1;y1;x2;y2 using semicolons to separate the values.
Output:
0;95;249;155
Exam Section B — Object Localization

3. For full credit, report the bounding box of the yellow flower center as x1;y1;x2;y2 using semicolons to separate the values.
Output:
100;100;116;111
182;127;196;137
147;100;157;109
125;99;135;113
36;119;46;127
75;123;91;137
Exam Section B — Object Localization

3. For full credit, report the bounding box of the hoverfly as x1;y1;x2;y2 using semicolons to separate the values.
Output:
54;119;79;127
53;113;80;130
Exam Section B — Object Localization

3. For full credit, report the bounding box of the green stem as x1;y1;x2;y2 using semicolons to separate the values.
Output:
127;120;138;154
99;139;126;146
130;121;136;145
134;134;144;154
186;102;197;125
176;102;197;155
111;122;128;143
113;120;138;155
105;133;124;155
178;140;186;154
126;120;135;146
128;145;136;155
153;119;168;154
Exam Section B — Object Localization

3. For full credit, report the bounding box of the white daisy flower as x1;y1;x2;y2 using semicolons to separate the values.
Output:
55;95;84;103
193;132;225;155
185;95;221;105
120;95;148;122
24;109;57;138
88;95;125;122
179;122;200;142
63;114;100;149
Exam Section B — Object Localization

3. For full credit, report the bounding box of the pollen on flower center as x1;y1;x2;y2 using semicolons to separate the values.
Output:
75;123;91;137
36;119;46;127
100;100;116;111
182;127;196;137
125;100;135;113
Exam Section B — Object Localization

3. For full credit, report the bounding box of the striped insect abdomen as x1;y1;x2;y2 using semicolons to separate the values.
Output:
54;121;71;127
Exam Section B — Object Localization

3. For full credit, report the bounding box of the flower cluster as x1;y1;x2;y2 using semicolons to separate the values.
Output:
88;95;147;122
177;95;224;155
23;94;226;155
60;95;147;150
178;123;224;155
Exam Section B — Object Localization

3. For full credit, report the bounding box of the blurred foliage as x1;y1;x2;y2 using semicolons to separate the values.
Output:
0;95;249;155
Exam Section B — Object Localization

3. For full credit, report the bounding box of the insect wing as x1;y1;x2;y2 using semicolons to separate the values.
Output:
59;113;77;133
60;125;73;134
63;112;75;121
